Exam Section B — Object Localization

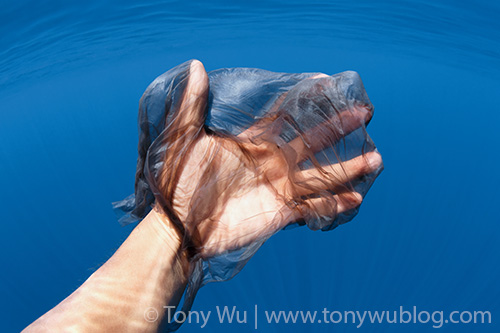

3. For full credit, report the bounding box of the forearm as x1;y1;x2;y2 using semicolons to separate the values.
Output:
24;209;189;332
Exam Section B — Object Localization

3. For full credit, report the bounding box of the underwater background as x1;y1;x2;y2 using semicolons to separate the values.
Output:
1;0;499;332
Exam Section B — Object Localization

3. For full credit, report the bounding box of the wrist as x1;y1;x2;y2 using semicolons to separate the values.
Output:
143;207;191;278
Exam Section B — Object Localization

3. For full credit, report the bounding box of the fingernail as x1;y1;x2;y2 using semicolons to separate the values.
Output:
349;192;363;204
368;153;382;170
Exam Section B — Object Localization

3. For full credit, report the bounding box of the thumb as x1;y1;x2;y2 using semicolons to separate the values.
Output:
152;60;209;222
171;60;209;136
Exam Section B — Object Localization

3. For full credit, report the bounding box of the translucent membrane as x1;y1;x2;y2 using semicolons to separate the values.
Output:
113;60;383;331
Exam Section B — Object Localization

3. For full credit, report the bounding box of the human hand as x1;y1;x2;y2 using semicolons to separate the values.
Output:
24;60;383;333
151;60;382;258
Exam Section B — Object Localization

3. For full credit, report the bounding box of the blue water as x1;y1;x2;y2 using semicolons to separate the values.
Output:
1;1;499;332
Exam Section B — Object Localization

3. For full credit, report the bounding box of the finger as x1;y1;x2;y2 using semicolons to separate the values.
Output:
282;192;363;231
294;151;382;195
288;105;372;163
239;74;372;163
237;73;329;141
157;60;209;204
173;60;209;133
309;73;329;79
